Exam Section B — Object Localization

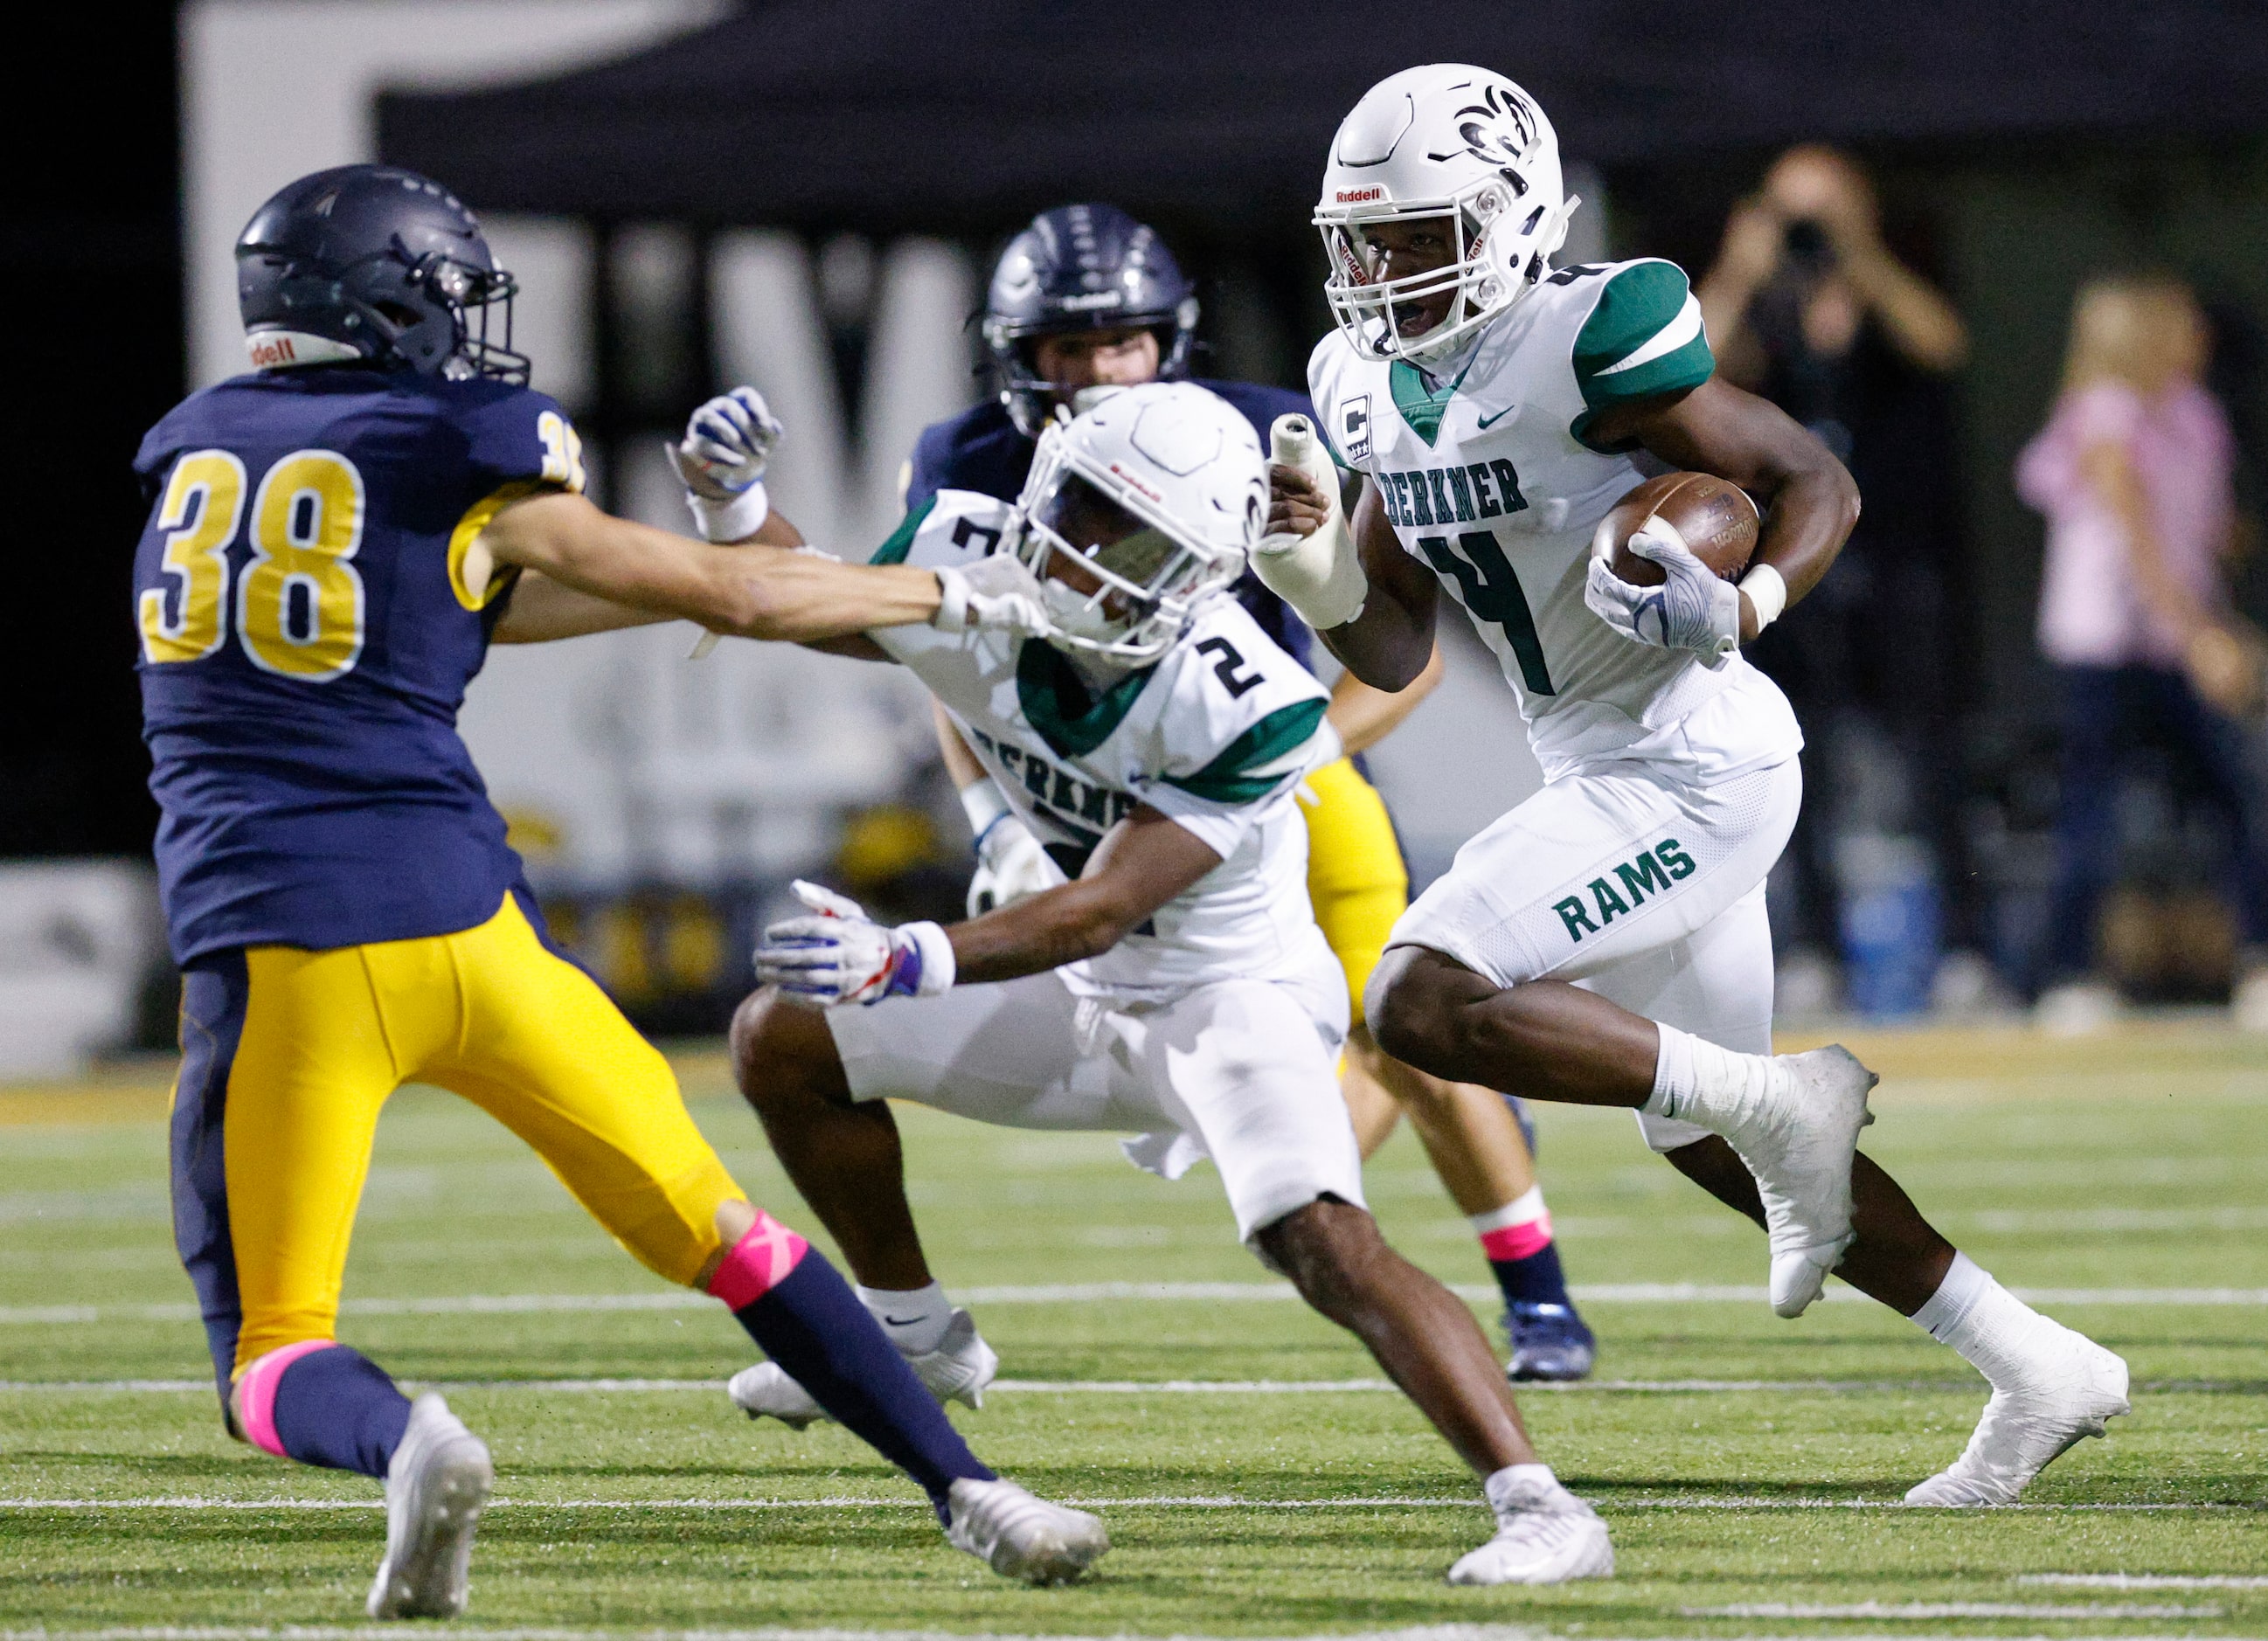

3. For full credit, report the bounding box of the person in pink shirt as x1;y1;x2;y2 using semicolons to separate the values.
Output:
2017;274;2266;1030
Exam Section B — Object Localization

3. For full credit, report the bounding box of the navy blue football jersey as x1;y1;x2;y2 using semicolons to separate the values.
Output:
905;378;1321;670
132;365;586;964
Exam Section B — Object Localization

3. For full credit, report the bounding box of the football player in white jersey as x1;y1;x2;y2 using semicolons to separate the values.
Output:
709;381;1613;1584
1261;64;2130;1506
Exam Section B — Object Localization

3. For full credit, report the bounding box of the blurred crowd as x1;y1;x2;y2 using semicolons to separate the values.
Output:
1697;146;2265;1030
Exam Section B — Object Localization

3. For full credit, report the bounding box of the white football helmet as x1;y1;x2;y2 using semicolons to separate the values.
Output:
1314;64;1580;364
1009;382;1266;664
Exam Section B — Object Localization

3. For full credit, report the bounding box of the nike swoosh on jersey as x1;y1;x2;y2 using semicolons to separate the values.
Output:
884;1314;926;1326
1476;405;1518;429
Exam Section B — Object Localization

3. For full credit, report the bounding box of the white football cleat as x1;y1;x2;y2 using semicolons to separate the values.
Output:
1724;1045;1877;1318
1905;1331;2131;1506
1446;1470;1613;1586
727;1306;999;1430
367;1392;493;1619
945;1476;1109;1583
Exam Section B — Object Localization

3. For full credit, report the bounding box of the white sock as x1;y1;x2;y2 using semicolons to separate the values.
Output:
854;1280;952;1355
1482;1462;1564;1516
1642;1023;1782;1132
1910;1251;2055;1390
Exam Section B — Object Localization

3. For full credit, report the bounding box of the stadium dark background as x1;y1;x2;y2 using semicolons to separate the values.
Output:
3;12;180;857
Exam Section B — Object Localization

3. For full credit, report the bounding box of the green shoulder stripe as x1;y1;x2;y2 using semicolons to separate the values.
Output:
1163;697;1328;805
869;495;937;564
1570;260;1713;452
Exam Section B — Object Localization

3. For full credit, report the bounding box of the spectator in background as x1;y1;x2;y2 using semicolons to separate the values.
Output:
1697;146;1976;1015
2017;274;2268;1033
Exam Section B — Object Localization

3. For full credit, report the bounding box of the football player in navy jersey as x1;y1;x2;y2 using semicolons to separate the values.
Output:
900;204;1595;1380
134;164;1106;1616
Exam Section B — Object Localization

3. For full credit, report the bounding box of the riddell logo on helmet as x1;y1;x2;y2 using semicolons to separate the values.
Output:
1335;187;1386;204
247;334;301;368
1106;461;1164;502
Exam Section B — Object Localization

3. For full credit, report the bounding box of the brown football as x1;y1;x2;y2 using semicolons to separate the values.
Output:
1600;472;1759;587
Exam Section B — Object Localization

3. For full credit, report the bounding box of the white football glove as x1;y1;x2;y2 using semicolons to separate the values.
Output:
669;386;782;542
933;553;1052;636
753;880;954;1006
1253;414;1368;631
968;812;1058;917
1584;518;1741;665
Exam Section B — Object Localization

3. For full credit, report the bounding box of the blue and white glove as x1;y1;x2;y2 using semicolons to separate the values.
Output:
754;880;955;1006
669;386;783;542
1584;518;1742;666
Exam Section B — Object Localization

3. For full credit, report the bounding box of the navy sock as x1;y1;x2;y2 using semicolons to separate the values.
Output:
733;1250;992;1520
1492;1238;1574;1311
270;1346;413;1478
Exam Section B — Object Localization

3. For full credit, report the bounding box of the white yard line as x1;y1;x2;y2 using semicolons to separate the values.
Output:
0;1632;1565;1641
0;1495;2244;1513
7;1281;2267;1327
2021;1574;2268;1589
1685;1601;2219;1619
0;1374;2242;1395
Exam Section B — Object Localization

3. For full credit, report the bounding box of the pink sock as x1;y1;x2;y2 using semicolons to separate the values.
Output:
1472;1187;1554;1261
708;1210;810;1311
234;1340;337;1457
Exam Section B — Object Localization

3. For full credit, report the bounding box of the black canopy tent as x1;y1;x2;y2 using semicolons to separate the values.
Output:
377;0;2268;235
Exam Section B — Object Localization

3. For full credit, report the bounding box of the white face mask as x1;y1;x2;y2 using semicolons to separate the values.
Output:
1038;574;1127;649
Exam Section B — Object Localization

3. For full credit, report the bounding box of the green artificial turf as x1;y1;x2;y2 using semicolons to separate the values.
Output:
2;1027;2264;1635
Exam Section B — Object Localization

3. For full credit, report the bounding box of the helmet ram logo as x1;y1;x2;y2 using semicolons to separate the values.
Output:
1431;81;1543;190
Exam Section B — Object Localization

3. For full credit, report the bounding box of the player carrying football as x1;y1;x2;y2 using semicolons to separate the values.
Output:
717;380;1614;1584
135;164;1105;1617
905;202;1595;1380
1261;65;2130;1504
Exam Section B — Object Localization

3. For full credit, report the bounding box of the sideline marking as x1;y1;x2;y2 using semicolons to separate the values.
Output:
8;1282;2267;1327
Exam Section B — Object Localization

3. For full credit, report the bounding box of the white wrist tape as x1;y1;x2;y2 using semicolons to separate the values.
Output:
957;776;1013;848
1253;414;1367;631
900;919;956;994
686;481;769;544
1737;562;1787;632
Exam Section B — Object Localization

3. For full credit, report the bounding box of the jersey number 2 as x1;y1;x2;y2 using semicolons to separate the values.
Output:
1414;530;1555;696
140;448;368;682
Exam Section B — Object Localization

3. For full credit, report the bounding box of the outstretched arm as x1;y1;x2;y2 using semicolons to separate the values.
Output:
491;506;809;644
947;806;1221;983
1587;377;1860;640
477;490;947;642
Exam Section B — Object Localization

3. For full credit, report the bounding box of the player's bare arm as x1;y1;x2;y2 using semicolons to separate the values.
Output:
1268;462;1440;690
1584;377;1861;642
491;506;809;643
948;806;1220;982
475;489;1010;643
1327;641;1442;755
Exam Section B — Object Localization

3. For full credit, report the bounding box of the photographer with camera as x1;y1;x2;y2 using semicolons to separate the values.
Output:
1696;146;1975;1014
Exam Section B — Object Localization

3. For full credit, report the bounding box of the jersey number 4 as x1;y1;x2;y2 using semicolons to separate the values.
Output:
139;448;368;682
1414;530;1555;696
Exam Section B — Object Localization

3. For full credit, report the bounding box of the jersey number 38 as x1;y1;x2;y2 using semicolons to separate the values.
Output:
139;447;368;682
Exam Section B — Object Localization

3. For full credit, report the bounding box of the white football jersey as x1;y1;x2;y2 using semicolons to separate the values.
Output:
867;489;1335;999
1307;258;1800;781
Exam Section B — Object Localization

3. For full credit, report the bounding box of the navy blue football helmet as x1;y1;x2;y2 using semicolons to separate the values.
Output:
236;164;527;384
982;204;1199;436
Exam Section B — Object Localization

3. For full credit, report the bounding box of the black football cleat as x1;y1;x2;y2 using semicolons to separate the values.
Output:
1505;1301;1596;1382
